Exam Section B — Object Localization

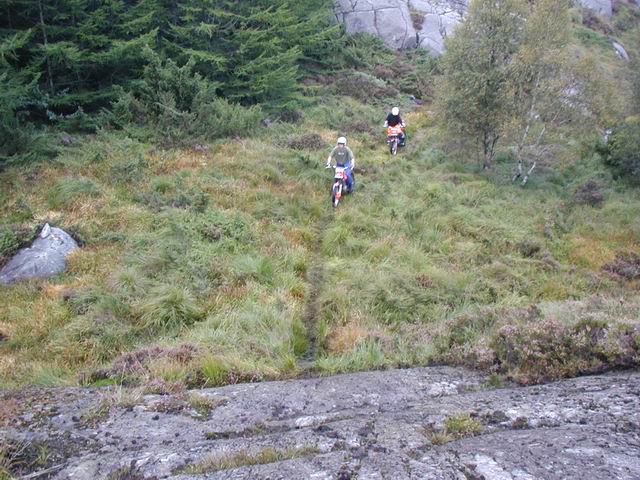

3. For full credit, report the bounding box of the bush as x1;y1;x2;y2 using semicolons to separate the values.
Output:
491;318;640;384
333;72;399;103
191;95;262;140
282;133;327;151
341;34;396;70
613;5;640;32
0;226;20;261
108;51;262;146
572;180;604;206
603;118;640;184
0;118;55;169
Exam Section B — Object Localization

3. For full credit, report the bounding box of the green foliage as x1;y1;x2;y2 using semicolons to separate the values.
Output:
200;357;232;386
341;33;396;69
574;25;612;51
109;50;262;145
491;317;640;384
47;177;100;209
613;5;640;32
184;447;319;474
0;226;20;260
437;0;528;168
444;413;484;437
0;0;344;155
631;45;640;115
603;118;640;184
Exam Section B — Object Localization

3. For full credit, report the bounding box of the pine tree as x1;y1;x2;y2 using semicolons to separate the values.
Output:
0;0;345;139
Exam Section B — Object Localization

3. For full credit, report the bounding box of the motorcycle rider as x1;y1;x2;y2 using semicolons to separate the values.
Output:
326;136;355;192
384;107;406;146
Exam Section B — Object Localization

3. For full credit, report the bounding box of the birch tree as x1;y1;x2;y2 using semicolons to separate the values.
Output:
506;0;571;186
437;0;527;169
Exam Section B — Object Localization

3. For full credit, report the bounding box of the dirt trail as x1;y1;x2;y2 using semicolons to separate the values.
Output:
300;211;333;367
2;367;639;479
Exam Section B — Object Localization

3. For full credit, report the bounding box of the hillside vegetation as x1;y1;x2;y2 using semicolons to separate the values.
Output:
1;0;639;390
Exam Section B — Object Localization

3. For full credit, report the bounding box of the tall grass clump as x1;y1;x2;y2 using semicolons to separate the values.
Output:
47;177;101;209
139;286;204;331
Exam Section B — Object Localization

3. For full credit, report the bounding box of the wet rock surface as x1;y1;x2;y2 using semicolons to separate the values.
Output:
2;367;639;479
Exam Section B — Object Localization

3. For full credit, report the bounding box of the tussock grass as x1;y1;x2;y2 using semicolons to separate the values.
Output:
427;413;484;445
184;447;319;474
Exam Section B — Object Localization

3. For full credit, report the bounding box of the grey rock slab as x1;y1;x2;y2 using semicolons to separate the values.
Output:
0;223;79;284
2;367;640;479
334;0;418;50
577;0;612;18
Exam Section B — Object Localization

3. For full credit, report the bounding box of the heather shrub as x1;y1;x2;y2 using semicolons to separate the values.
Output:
492;318;640;384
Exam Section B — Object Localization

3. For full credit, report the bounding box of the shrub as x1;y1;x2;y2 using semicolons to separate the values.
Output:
0;226;20;261
491;318;640;384
425;412;484;445
603;252;640;280
282;133;327;151
341;33;396;70
572;180;604;206
444;413;484;437
333;72;399;103
109;157;149;184
613;5;640;32
108;52;262;145
85;344;200;385
581;8;612;34
603;118;640;185
191;95;262;140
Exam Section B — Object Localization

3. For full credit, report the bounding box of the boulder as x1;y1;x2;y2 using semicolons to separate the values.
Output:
0;223;79;285
612;41;630;61
578;0;612;18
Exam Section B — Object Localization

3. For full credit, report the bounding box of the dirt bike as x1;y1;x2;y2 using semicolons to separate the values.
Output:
326;164;351;208
387;125;405;155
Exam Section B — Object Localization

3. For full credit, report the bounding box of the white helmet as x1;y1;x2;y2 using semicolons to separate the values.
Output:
337;136;347;145
392;107;400;116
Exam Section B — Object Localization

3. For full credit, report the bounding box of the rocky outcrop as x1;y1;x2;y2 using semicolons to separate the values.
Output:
2;367;639;479
0;223;78;285
580;0;612;17
333;0;467;55
333;0;614;55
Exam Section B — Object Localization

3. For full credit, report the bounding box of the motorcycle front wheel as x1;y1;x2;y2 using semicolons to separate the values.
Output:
390;140;398;155
331;183;341;207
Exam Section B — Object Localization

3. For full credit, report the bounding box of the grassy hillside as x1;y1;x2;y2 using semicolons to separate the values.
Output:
1;99;639;389
1;8;639;390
